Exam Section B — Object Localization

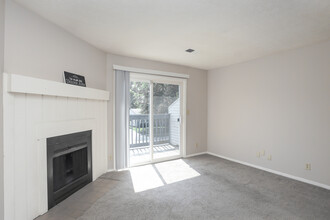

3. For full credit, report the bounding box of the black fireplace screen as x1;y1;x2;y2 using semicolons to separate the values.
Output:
53;145;88;192
47;130;92;209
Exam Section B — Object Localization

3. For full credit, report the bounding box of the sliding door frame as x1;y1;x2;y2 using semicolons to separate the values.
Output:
129;73;187;167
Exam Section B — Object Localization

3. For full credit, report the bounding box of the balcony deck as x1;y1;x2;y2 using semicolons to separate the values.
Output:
129;113;180;165
130;143;179;165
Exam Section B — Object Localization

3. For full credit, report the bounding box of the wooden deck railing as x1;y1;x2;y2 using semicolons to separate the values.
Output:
129;114;170;148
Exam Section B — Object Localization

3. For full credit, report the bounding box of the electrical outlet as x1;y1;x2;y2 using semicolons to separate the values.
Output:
305;163;311;171
195;143;198;148
109;155;112;160
257;152;260;158
187;110;190;115
267;155;272;161
261;150;265;156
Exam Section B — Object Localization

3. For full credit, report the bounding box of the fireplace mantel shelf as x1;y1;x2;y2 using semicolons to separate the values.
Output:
5;73;110;101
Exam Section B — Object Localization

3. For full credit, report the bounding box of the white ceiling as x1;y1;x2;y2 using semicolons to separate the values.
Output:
14;0;330;70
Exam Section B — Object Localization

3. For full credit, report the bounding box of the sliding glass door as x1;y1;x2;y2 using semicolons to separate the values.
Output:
129;79;151;165
129;74;184;166
152;83;180;160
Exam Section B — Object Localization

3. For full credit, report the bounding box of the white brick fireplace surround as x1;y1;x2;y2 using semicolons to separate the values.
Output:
2;73;109;220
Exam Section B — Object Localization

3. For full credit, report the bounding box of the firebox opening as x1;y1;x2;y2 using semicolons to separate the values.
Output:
47;130;92;209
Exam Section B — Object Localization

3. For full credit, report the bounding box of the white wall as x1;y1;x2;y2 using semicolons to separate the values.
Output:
0;0;5;219
208;40;330;187
4;0;106;89
107;53;208;169
0;0;3;71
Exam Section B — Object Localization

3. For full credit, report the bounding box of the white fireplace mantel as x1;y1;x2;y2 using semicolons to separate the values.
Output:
3;73;109;220
5;73;110;100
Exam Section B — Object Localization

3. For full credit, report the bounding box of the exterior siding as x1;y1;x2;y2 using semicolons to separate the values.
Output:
168;99;180;146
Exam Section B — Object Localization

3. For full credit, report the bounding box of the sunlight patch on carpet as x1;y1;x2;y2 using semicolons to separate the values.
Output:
129;159;200;192
155;159;200;184
130;165;164;192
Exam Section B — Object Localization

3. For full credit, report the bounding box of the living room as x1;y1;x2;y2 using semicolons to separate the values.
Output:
0;1;329;219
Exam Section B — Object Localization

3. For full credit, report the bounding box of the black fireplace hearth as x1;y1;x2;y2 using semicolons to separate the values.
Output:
47;130;92;209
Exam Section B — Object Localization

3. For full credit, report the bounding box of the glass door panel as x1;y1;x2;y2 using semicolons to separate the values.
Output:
129;80;151;165
152;83;180;160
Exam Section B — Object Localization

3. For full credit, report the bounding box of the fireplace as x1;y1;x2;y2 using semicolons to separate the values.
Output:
47;130;92;209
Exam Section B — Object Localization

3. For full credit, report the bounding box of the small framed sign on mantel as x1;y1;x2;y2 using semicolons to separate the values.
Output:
63;71;86;87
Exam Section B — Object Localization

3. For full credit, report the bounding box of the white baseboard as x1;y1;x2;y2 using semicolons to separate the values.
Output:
184;151;207;158
207;152;330;190
107;169;115;173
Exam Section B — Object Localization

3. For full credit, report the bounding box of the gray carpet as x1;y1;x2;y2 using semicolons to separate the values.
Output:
76;155;330;220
